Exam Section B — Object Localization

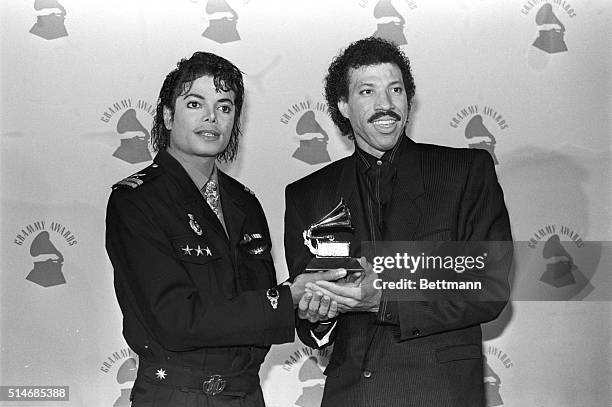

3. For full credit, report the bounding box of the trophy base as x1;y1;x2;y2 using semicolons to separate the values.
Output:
305;257;363;273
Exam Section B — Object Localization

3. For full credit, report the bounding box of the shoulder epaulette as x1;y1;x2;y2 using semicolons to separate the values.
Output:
243;185;256;196
112;163;161;190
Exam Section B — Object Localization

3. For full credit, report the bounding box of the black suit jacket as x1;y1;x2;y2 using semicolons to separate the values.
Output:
106;150;294;405
284;137;512;407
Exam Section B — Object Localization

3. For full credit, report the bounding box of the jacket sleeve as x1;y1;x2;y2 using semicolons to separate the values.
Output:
106;191;295;352
393;150;513;341
284;185;337;349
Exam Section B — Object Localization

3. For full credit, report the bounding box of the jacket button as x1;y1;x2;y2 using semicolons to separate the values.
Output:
363;370;372;378
412;329;420;336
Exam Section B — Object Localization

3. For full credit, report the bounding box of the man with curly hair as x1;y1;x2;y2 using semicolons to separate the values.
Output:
284;37;512;406
106;51;344;406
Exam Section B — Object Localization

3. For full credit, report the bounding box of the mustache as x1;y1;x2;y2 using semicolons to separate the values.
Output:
368;110;402;123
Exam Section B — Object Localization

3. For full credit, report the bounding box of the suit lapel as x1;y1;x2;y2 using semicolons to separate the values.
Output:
332;155;371;257
218;172;246;250
385;139;425;241
154;150;229;243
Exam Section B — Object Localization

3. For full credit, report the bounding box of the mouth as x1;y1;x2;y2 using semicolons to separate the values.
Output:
370;116;401;133
368;111;402;132
194;129;221;139
371;118;398;128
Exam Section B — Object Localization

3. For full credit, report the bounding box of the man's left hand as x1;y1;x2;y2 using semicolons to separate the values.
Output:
306;257;381;313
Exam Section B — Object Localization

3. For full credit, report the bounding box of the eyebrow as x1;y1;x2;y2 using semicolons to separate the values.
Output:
182;93;235;104
357;80;404;87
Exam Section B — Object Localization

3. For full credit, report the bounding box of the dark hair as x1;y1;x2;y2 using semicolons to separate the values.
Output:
151;51;244;162
324;37;416;138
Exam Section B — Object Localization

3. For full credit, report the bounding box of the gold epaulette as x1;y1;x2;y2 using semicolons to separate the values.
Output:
112;164;160;190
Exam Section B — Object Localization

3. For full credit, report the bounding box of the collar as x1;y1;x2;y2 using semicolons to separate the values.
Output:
154;150;246;245
153;150;209;204
166;149;218;191
337;136;423;203
354;134;406;173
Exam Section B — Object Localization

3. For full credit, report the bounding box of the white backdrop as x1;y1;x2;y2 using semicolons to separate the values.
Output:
1;0;611;406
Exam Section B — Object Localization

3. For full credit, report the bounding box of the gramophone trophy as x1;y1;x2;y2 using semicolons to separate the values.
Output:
303;199;363;273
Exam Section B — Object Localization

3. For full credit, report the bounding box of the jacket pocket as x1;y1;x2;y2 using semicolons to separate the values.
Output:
436;344;482;363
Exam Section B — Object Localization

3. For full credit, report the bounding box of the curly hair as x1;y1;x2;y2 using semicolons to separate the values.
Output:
151;51;244;162
324;37;416;138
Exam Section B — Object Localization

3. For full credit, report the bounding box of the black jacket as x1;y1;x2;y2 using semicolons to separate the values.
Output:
284;137;513;407
106;150;294;403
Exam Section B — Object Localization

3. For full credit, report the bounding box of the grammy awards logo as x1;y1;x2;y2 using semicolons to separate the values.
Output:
100;348;138;407
372;0;407;45
100;99;155;164
521;1;576;54
528;225;585;288
483;344;514;407
13;220;77;288
449;105;509;165
280;100;333;165
29;0;68;40
516;224;604;301
280;346;331;407
202;0;241;43
357;0;417;45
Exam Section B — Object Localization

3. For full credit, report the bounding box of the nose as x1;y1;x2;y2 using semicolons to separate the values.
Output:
202;104;217;123
374;90;393;110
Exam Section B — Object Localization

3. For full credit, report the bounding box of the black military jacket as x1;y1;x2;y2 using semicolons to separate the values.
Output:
106;150;294;376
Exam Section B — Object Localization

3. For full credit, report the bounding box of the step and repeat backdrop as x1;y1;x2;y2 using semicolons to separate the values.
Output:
1;0;611;406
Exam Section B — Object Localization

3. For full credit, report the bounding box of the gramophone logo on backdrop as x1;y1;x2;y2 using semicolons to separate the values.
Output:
449;105;509;165
358;0;417;45
100;348;138;407
483;344;514;407
202;0;242;43
14;220;77;288
281;346;331;407
29;0;68;40
100;99;155;164
281;100;333;165
521;1;576;54
525;224;598;299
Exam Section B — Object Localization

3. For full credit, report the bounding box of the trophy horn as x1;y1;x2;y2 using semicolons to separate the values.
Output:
306;199;353;238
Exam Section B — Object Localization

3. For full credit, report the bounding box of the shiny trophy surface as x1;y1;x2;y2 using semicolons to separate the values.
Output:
303;199;363;273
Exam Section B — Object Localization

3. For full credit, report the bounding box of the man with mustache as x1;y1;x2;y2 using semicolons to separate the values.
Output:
284;37;512;406
106;51;343;406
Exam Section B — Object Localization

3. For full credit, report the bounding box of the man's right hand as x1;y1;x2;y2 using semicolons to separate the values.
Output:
289;269;347;305
297;291;339;323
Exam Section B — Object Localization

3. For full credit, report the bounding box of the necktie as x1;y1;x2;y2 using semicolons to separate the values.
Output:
204;180;221;219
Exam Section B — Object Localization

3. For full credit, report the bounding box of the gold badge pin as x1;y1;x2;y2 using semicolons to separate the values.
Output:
188;214;203;236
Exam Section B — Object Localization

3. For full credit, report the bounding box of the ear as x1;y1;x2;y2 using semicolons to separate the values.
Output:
338;99;349;119
163;106;173;130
